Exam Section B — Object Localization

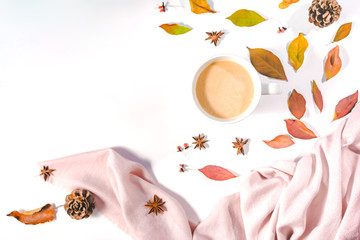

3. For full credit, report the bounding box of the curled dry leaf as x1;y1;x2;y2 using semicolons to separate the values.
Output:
247;47;287;81
325;45;342;81
189;0;216;14
159;24;192;35
7;204;55;225
285;119;317;139
263;135;294;149
333;22;352;43
198;165;237;181
288;89;306;119
333;90;358;121
226;9;266;27
312;80;323;112
279;0;299;9
288;33;308;71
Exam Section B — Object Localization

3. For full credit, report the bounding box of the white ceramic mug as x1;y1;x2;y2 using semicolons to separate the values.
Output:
192;54;281;123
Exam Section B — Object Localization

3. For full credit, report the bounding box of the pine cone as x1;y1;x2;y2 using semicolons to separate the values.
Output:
308;0;341;28
64;189;95;220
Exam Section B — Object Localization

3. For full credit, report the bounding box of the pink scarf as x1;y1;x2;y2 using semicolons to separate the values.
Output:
41;105;360;240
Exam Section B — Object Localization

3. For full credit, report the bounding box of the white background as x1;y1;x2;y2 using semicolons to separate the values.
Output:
0;0;359;239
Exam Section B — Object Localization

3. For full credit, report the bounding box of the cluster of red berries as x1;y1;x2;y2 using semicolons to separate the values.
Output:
177;143;190;152
158;2;166;12
277;26;287;33
179;164;186;173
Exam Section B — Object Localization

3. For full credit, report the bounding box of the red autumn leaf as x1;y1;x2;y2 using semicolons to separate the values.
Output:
7;204;55;225
312;80;323;112
285;119;317;139
288;89;306;119
198;165;237;181
325;45;342;81
263;135;294;149
333;90;358;121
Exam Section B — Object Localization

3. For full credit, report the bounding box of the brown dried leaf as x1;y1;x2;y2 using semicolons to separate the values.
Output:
333;91;358;121
7;204;55;225
263;135;294;149
288;89;306;119
189;0;216;14
325;45;342;81
247;47;287;81
333;22;352;43
312;80;323;112
198;165;237;181
285;119;317;139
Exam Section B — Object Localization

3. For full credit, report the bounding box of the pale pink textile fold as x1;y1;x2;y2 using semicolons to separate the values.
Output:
41;105;360;240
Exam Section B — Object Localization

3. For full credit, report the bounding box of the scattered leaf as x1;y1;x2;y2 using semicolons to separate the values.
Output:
7;204;55;225
263;135;294;149
279;0;299;9
333;22;352;43
198;165;237;181
285;119;317;139
288;89;306;119
325;45;342;80
247;47;288;81
189;0;216;14
333;91;358;121
205;31;224;46
312;80;323;112
288;33;308;71
232;138;248;155
159;24;192;35
226;9;266;27
145;194;166;216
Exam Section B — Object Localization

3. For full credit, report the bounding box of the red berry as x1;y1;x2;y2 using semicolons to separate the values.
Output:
179;164;184;168
179;168;184;172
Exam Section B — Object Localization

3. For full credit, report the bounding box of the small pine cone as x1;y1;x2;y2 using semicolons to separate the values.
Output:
64;189;95;220
308;0;341;28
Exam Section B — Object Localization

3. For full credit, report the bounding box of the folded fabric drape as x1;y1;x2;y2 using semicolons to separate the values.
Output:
41;105;360;240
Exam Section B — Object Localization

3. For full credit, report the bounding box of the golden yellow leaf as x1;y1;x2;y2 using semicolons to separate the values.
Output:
189;0;216;14
288;33;308;71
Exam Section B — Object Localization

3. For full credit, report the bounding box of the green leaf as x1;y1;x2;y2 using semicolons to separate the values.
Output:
333;22;352;43
288;33;308;71
159;24;192;35
226;9;266;27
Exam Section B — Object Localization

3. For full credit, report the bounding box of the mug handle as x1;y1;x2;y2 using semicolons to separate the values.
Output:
261;82;282;95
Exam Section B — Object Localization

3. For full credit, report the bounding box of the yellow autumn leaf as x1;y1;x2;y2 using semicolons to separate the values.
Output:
288;33;308;71
189;0;216;14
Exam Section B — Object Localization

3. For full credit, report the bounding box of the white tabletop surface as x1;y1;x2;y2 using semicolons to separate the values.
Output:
0;0;359;239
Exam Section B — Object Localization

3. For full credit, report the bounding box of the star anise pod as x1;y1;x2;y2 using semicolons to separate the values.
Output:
205;31;224;46
232;138;248;155
40;166;55;182
193;134;208;150
145;194;166;216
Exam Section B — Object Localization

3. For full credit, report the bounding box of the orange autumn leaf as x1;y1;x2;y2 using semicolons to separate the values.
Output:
189;0;216;14
285;119;317;139
312;80;323;112
7;204;55;225
325;45;342;81
263;135;294;149
333;90;358;121
198;165;237;181
279;0;299;9
288;89;306;119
